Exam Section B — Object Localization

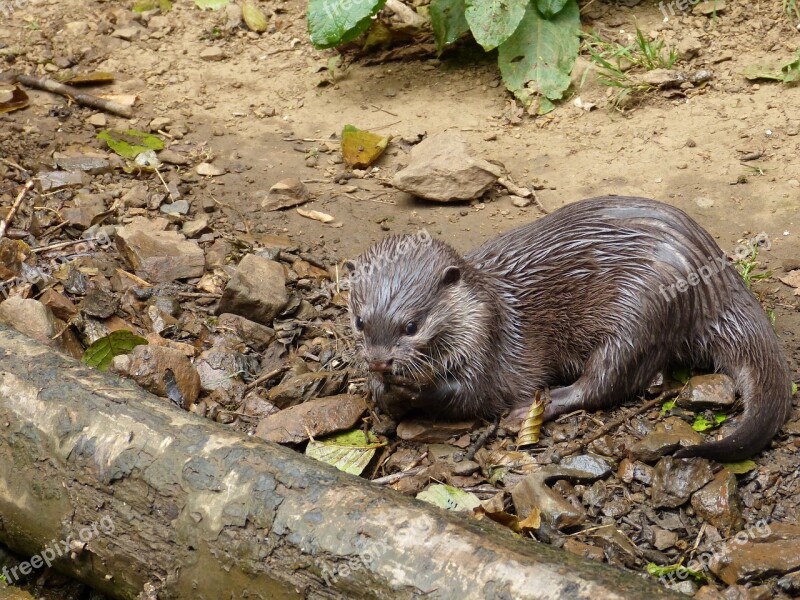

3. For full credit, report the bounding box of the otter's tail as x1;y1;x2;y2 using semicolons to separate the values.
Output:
674;308;793;462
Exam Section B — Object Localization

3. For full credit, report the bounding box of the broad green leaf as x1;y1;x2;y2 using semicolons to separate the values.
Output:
722;460;758;474
742;52;800;85
498;0;580;112
465;0;526;51
82;330;148;371
307;0;387;49
692;413;726;432
792;381;798;396
536;0;568;18
430;0;469;54
97;129;164;159
194;0;229;9
305;429;384;475
416;484;481;512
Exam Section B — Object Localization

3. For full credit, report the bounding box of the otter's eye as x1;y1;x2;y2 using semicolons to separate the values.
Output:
404;321;418;336
354;316;364;331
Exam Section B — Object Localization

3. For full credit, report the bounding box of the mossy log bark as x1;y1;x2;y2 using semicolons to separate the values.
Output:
0;326;681;599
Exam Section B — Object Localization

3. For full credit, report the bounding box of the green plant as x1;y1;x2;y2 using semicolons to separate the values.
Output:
784;0;800;21
306;0;581;113
583;27;677;107
734;246;771;289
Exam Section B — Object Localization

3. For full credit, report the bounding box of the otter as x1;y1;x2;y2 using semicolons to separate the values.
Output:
345;196;793;461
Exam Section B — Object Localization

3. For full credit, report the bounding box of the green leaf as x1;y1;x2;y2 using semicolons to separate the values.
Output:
194;0;229;9
97;129;164;159
646;562;706;583
722;459;758;474
465;0;527;51
792;381;798;396
741;51;800;85
691;413;726;432
307;0;387;49
497;0;580;112
416;484;481;511
82;330;148;371
430;0;469;54
660;398;676;415
305;429;384;475
536;0;568;18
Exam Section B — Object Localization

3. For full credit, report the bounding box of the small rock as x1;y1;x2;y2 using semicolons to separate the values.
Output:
149;116;171;132
205;239;232;269
629;416;704;462
216;254;288;325
36;170;86;192
694;0;726;15
64;21;89;36
81;285;119;319
392;131;504;202
217;313;276;351
261;178;310;211
86;113;107;128
617;458;655;484
116;218;205;282
128;345;201;408
677;36;703;60
691;469;743;534
182;217;209;238
0;297;60;345
641;69;686;88
199;47;225;61
652;527;678;550
677;374;736;411
511;195;531;208
710;522;800;585
111;26;142;41
62;192;107;229
254;394;367;444
121;184;149;209
39;289;78;321
651;456;714;508
452;460;480;476
195;346;244;393
196;162;225;176
559;454;613;478
158;149;190;165
267;371;348;409
160;200;190;216
224;2;243;29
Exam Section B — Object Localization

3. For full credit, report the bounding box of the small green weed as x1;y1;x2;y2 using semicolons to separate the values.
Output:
583;27;678;108
734;245;771;289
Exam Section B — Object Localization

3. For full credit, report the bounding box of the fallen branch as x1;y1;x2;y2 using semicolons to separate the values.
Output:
0;325;682;600
14;74;133;118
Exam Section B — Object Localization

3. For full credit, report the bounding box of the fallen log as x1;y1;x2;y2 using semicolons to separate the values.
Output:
0;325;680;599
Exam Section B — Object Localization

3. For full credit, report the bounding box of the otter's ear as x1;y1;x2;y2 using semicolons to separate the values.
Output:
344;260;356;273
440;265;461;287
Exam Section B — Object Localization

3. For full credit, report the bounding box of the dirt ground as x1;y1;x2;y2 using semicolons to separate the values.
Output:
1;0;800;597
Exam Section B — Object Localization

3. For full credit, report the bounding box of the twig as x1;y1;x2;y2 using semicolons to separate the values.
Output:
0;180;34;240
552;389;680;461
15;74;133;118
371;120;401;132
33;237;100;253
372;465;425;486
466;416;500;461
177;291;221;299
245;365;290;392
0;157;28;173
370;104;398;117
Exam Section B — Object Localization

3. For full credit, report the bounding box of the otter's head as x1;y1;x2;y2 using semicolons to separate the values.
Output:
345;232;477;387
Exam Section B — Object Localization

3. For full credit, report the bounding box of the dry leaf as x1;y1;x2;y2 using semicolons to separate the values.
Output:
516;390;545;447
341;124;390;168
297;208;334;223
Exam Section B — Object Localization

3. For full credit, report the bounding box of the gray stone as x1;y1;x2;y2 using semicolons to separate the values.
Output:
216;254;287;325
392;131;503;202
116;218;205;283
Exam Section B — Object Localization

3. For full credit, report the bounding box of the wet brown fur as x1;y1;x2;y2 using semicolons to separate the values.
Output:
346;196;793;461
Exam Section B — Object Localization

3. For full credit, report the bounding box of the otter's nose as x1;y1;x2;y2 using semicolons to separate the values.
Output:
368;359;393;373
